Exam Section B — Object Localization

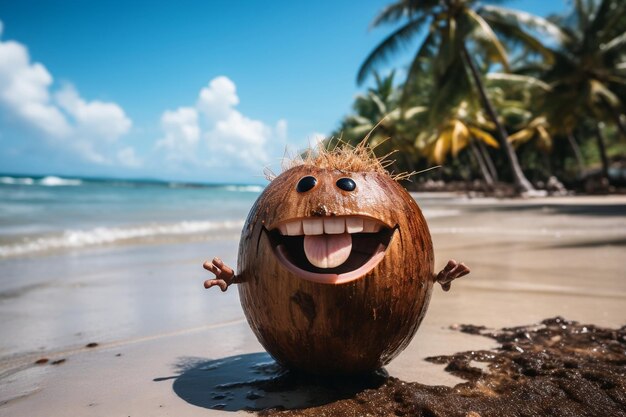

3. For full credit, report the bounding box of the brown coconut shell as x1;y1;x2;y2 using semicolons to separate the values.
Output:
237;165;434;374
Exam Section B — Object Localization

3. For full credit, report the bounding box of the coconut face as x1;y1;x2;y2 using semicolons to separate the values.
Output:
237;165;434;374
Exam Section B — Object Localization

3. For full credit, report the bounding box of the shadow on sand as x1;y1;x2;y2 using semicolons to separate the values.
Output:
154;352;387;412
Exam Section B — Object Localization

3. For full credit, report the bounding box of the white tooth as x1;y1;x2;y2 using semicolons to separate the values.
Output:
278;224;288;235
362;219;381;233
286;220;304;236
324;217;345;234
302;218;324;235
346;217;364;233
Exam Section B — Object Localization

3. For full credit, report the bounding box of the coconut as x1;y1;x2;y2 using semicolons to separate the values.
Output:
235;142;434;374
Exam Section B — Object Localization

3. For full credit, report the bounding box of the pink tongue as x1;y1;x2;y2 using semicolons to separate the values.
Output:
303;233;352;269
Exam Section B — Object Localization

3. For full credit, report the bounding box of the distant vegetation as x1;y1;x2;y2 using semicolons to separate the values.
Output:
333;0;626;194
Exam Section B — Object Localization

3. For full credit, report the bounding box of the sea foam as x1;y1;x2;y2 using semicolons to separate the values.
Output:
224;185;264;192
39;176;82;186
0;176;35;185
0;176;82;186
0;220;244;257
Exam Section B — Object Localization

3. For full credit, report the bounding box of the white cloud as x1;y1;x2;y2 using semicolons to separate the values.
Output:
0;22;133;165
0;38;70;137
206;111;271;167
157;76;288;176
156;107;200;163
56;84;131;142
276;119;288;141
0;21;292;180
197;76;239;120
117;146;142;168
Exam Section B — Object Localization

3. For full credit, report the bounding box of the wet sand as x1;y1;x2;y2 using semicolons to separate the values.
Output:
0;194;625;416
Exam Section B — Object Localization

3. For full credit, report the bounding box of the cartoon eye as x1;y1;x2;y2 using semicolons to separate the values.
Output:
336;178;356;191
296;176;317;192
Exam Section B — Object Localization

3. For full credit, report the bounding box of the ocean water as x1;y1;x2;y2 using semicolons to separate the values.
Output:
0;175;262;258
0;175;469;259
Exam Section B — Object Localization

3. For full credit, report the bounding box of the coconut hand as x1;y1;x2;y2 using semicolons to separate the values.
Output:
203;257;239;292
435;259;470;292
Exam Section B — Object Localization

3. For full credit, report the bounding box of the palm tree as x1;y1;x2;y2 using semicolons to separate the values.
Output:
357;0;561;192
536;0;626;181
485;72;582;179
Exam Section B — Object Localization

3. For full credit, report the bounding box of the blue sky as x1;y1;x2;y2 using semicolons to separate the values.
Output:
0;0;564;184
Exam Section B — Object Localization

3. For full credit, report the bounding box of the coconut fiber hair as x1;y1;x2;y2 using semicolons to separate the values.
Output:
268;138;415;182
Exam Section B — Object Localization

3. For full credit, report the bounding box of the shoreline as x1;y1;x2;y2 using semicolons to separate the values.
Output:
1;193;625;262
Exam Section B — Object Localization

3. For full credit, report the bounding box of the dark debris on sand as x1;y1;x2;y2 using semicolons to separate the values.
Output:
262;317;626;417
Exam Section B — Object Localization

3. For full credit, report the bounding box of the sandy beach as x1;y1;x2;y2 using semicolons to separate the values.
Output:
1;194;625;416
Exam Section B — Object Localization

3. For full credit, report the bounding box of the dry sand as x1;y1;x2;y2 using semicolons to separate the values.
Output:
0;194;625;416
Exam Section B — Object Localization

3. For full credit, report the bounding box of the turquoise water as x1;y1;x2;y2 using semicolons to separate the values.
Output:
0;175;262;257
0;174;465;258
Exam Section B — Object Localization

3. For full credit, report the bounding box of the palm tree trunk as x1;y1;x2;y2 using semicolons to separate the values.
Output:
461;44;534;192
566;131;585;175
469;139;494;186
476;139;499;181
594;123;610;181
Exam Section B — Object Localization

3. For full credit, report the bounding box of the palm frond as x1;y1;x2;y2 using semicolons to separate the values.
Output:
536;125;552;152
404;106;428;119
349;124;376;137
590;79;621;108
465;9;509;70
369;92;388;115
486;73;551;91
508;127;535;144
357;17;428;85
347;115;374;126
401;29;438;100
451;120;470;157
601;31;626;55
385;108;402;121
370;0;439;28
370;2;409;28
480;5;570;50
433;128;452;164
468;127;499;147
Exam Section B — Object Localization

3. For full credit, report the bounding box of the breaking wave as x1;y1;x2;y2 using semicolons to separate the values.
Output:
39;176;82;186
223;185;264;193
0;175;82;186
0;175;265;191
0;176;35;185
0;220;245;257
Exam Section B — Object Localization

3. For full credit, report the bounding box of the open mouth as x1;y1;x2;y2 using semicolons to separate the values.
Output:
265;216;395;284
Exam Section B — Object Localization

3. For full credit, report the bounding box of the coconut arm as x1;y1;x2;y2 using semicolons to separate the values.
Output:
203;257;242;292
435;259;470;292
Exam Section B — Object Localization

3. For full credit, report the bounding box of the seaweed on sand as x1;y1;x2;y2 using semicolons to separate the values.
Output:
262;317;626;417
